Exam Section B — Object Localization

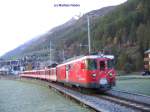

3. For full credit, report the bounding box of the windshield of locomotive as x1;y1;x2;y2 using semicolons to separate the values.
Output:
107;59;114;69
87;59;97;70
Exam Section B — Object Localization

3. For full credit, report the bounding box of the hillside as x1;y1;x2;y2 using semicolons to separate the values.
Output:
1;6;115;61
2;37;40;59
2;0;150;72
91;0;150;72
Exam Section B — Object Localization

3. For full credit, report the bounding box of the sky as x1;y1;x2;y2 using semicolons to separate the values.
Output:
0;0;127;57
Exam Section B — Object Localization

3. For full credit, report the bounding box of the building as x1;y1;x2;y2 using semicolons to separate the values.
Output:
143;49;150;75
0;60;24;75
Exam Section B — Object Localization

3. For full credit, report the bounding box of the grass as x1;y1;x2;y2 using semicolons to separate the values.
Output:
117;71;141;76
114;79;150;96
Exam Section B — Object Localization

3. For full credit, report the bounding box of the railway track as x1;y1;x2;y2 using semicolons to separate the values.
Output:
96;89;150;112
96;94;150;112
107;89;150;106
49;82;150;112
49;81;150;112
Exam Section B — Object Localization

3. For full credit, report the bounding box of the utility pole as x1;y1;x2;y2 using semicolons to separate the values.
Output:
87;15;91;54
62;49;65;61
50;40;51;65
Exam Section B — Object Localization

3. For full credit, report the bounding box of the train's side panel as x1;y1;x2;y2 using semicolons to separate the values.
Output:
45;69;50;80
67;61;88;86
68;60;99;88
49;68;57;81
20;68;57;82
56;65;66;82
40;70;46;79
56;60;90;87
20;70;37;78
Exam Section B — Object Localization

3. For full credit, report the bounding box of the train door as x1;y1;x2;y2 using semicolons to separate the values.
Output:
99;61;105;71
99;60;108;85
53;68;57;81
99;60;106;78
66;65;70;82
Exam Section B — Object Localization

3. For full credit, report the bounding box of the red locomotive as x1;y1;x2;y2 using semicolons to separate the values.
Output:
20;54;116;91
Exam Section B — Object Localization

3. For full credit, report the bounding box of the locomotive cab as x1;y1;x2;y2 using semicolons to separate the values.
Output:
99;59;116;90
85;57;116;90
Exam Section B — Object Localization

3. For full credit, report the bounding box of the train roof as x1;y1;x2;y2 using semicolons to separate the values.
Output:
57;54;114;67
145;49;150;54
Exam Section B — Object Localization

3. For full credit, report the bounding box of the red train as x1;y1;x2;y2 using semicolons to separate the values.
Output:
20;54;116;91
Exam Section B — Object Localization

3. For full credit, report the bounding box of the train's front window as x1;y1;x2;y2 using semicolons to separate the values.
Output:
87;59;97;70
107;59;114;69
100;61;105;70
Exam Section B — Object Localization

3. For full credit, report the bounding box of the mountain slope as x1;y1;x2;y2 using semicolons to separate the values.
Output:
2;37;40;59
2;0;150;72
91;0;150;71
2;6;115;60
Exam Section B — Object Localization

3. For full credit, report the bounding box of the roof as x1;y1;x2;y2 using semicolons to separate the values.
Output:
57;55;114;67
145;49;150;54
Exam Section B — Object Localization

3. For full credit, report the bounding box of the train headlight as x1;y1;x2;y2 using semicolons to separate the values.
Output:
92;73;96;77
108;72;113;77
100;78;108;85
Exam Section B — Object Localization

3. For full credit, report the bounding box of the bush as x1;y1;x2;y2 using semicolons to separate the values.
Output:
123;62;133;73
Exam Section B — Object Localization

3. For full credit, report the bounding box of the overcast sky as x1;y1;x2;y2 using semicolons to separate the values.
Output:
0;0;127;57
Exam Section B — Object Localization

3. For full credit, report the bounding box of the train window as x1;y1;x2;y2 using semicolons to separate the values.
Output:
66;65;71;71
107;59;114;69
87;59;97;70
100;61;105;70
